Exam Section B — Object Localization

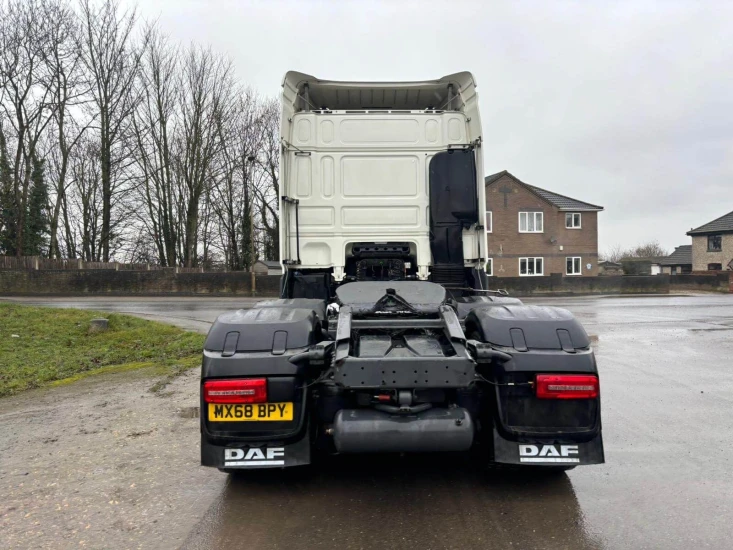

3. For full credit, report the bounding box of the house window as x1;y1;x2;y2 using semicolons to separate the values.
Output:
486;258;493;276
566;257;582;275
565;213;582;229
485;212;492;233
519;212;543;233
519;257;544;276
708;234;722;251
708;263;722;271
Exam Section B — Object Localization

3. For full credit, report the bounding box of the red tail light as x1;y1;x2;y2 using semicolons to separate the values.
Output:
535;374;599;399
203;378;267;404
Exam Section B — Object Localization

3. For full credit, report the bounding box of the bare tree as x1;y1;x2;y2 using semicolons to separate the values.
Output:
630;240;669;258
603;240;670;262
66;136;103;260
1;3;282;266
0;0;57;255
131;26;179;265
600;244;625;263
43;0;92;258
254;98;279;261
79;0;142;261
131;39;243;268
175;45;236;267
208;87;263;270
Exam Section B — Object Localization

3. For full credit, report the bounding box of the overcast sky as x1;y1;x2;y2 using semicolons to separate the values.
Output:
128;0;733;253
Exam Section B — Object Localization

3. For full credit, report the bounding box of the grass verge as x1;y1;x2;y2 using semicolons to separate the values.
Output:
0;303;204;397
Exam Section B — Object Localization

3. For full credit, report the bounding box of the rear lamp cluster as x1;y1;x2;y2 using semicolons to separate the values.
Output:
203;378;267;404
535;374;599;399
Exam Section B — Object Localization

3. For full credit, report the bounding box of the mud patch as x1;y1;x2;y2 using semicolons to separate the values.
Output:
126;428;156;438
148;359;199;394
177;406;200;419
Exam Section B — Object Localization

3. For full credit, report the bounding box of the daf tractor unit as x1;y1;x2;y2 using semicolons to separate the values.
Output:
200;71;604;472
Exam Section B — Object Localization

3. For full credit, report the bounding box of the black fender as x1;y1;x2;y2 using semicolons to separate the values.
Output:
465;303;604;466
464;304;591;351
201;299;327;468
453;294;523;322
203;298;326;357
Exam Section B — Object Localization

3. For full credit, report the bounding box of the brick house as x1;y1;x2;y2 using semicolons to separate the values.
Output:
660;245;692;275
686;210;733;271
485;171;604;277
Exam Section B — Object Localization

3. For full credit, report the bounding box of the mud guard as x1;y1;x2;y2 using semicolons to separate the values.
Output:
491;428;605;466
201;428;312;469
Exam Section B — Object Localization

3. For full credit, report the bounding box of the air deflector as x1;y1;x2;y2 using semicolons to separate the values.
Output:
428;149;478;267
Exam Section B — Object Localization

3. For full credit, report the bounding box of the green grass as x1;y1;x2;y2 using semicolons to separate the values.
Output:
0;303;205;397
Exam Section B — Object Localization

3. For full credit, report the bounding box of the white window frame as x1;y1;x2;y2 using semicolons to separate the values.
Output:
519;212;544;233
486;258;493;276
485;211;492;233
519;257;544;276
566;212;582;229
566;256;582;275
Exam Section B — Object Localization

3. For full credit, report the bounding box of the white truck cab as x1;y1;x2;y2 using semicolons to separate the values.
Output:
279;72;487;298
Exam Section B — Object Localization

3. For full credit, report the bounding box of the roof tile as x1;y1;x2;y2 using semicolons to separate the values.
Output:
687;210;733;235
660;245;692;266
485;171;603;211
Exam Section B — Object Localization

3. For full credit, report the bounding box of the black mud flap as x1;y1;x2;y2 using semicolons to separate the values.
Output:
201;432;311;470
491;428;604;466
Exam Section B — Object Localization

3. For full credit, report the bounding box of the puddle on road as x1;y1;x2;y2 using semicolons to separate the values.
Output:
178;406;200;419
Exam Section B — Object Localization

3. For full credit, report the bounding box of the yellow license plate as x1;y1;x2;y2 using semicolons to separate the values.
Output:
208;402;293;422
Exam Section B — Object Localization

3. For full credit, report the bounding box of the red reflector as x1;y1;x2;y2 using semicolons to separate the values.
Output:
535;374;598;399
203;378;267;404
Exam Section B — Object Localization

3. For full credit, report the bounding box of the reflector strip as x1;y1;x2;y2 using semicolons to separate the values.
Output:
519;458;580;463
223;460;285;467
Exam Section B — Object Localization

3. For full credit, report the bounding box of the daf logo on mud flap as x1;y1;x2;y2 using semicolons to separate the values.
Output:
518;444;580;463
224;447;285;467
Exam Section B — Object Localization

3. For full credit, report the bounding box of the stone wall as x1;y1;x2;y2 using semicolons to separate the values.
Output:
0;269;281;296
489;273;671;296
0;269;729;297
488;272;730;296
667;273;732;293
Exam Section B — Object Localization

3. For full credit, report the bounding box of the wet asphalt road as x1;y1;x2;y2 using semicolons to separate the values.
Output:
3;294;733;549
